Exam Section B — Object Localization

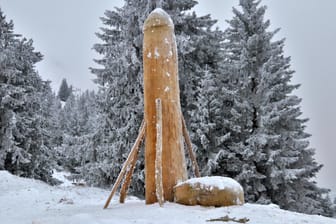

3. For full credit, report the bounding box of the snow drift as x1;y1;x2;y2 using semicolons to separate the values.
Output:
0;171;335;224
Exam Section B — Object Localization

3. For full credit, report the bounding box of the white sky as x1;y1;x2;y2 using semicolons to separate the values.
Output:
1;0;335;193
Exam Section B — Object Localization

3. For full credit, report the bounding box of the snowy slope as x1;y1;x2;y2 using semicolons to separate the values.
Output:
0;171;335;224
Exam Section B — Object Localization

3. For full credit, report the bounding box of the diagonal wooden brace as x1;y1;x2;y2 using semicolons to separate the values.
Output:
182;116;200;178
103;120;146;209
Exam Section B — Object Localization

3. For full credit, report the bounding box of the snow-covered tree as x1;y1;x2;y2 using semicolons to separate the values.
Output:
40;81;63;150
191;67;235;176
0;8;54;183
55;90;99;174
88;0;147;192
57;78;72;102
89;0;223;193
210;0;331;216
38;80;64;174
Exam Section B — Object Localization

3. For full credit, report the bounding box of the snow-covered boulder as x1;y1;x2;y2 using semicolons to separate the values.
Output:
174;176;244;207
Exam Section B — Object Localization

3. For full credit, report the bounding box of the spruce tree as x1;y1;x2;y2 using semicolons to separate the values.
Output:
38;80;63;173
55;90;99;173
192;67;235;176
214;0;331;215
0;8;54;183
57;78;72;102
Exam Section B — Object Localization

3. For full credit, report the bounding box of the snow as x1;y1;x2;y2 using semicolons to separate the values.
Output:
176;176;243;193
154;47;160;58
151;8;174;26
52;169;73;187
1;171;335;224
151;8;167;17
60;101;66;108
144;8;174;32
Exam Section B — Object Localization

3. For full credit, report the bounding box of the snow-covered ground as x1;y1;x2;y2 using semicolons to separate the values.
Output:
0;171;335;224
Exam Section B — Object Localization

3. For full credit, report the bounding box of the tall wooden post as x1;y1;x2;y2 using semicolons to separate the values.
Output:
143;8;187;204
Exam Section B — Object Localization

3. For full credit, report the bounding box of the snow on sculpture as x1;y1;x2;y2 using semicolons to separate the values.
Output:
174;176;244;207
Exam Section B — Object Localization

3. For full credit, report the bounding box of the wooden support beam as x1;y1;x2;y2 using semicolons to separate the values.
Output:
182;116;201;178
103;120;146;209
119;148;140;203
119;121;145;203
155;98;164;206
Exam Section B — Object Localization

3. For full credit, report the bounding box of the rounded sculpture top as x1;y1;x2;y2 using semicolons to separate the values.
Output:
143;8;174;32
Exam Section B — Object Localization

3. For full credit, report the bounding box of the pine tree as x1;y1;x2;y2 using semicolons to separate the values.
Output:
55;90;99;174
38;80;63;174
88;0;148;192
89;0;223;193
40;81;63;149
57;78;72;102
0;8;54;183
215;0;332;215
192;67;234;176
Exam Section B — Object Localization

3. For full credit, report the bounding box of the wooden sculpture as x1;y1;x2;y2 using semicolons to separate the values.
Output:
103;8;200;209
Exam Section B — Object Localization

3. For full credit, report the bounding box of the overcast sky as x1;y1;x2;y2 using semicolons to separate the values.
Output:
1;0;335;193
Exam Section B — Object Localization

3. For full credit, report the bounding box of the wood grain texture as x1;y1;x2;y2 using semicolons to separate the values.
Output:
143;9;187;204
